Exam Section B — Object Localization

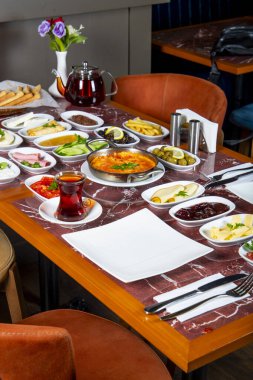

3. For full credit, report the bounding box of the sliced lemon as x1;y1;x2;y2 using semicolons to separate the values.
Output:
105;126;124;140
171;148;184;160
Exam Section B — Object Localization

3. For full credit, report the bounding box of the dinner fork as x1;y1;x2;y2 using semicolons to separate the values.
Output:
160;273;253;321
208;166;253;182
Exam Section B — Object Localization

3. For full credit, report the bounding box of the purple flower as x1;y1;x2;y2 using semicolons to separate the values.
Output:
38;20;51;37
52;21;66;39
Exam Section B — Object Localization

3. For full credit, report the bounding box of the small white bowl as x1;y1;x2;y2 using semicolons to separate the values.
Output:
8;147;56;174
239;239;253;266
0;157;20;184
169;196;235;227
1;113;54;131
141;181;205;209
33;130;89;151
199;214;253;247
94;126;140;147
18;121;72;142
147;145;200;172
0;130;23;151
122;119;169;142
60;110;104;131
25;174;58;202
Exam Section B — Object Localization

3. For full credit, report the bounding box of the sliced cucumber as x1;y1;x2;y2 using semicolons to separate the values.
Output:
58;147;85;156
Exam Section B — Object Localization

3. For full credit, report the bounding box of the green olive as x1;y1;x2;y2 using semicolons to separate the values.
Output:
168;157;178;165
187;157;196;165
152;148;160;155
178;158;188;166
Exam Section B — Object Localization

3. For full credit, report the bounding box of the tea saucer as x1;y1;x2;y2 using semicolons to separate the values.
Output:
39;197;102;226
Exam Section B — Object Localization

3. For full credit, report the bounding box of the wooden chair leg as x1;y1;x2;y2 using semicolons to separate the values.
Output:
5;262;27;322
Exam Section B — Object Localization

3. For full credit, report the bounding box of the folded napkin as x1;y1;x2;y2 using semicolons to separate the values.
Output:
154;273;249;322
176;108;218;153
208;162;253;185
62;208;213;283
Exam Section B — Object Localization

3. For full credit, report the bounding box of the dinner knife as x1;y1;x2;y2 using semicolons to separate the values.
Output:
144;273;246;314
205;169;253;188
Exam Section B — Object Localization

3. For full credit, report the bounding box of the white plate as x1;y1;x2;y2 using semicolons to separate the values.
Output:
239;239;253;266
0;157;20;184
122;120;169;142
80;161;165;187
199;214;253;246
34;130;89;151
147;145;200;171
169;196;235;227
39;197;102;226
18;121;72;142
94;126;140;147
60;110;104;131
62;208;212;282
1;113;54;131
8;147;56;174
226;181;253;204
25;174;57;202
141;181;205;209
0;130;23;151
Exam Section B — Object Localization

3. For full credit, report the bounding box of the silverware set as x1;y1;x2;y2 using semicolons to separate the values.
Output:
144;273;253;321
203;166;253;188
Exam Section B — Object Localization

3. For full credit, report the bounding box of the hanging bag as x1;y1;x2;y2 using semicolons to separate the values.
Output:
209;25;253;84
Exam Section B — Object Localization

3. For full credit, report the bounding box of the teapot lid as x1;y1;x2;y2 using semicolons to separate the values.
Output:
72;61;98;78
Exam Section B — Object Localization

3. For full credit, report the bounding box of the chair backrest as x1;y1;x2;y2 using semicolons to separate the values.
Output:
112;73;227;143
0;323;76;380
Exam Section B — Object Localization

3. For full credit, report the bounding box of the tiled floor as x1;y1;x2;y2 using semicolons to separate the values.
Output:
1;223;253;380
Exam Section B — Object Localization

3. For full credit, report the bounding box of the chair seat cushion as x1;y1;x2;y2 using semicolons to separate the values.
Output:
230;103;253;131
20;309;172;380
0;229;14;283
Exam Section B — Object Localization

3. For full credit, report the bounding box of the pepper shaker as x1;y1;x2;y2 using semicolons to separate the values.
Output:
188;119;201;154
170;112;181;147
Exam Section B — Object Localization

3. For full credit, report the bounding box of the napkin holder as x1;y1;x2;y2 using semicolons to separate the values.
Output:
176;108;218;153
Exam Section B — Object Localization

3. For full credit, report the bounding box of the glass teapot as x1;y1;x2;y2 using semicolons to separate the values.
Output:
53;61;118;106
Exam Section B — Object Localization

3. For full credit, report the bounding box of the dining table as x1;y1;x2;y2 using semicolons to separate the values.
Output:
152;16;253;108
0;98;253;377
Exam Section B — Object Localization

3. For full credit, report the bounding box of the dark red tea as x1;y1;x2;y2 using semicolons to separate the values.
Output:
64;73;105;106
55;171;86;222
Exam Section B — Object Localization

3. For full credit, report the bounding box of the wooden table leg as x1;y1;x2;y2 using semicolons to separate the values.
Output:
38;253;59;311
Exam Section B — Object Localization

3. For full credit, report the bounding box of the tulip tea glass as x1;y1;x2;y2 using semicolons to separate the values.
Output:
55;171;86;222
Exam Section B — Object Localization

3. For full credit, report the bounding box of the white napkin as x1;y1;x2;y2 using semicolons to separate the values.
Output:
176;108;218;153
154;273;249;322
208;162;253;184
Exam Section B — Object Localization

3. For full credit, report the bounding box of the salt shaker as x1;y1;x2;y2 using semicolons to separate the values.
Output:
188;119;201;154
170;112;181;147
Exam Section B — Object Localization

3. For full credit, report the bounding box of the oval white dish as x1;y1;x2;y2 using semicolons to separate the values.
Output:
94;126;140;148
0;130;23;151
169;196;235;227
199;214;253;247
122;120;169;142
141;181;205;209
25;174;57;202
33;130;89;151
147;145;200;172
1;113;54;131
18;121;72;142
0;157;20;184
8;147;56;174
60;110;104;131
239;239;253;266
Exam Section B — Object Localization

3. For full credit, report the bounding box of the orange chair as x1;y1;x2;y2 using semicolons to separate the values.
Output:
112;73;227;144
0;309;172;380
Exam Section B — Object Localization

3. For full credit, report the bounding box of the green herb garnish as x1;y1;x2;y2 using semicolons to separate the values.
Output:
227;223;245;231
243;240;253;252
0;129;5;137
48;180;58;190
175;190;188;197
111;162;139;170
0;162;8;170
21;161;41;168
